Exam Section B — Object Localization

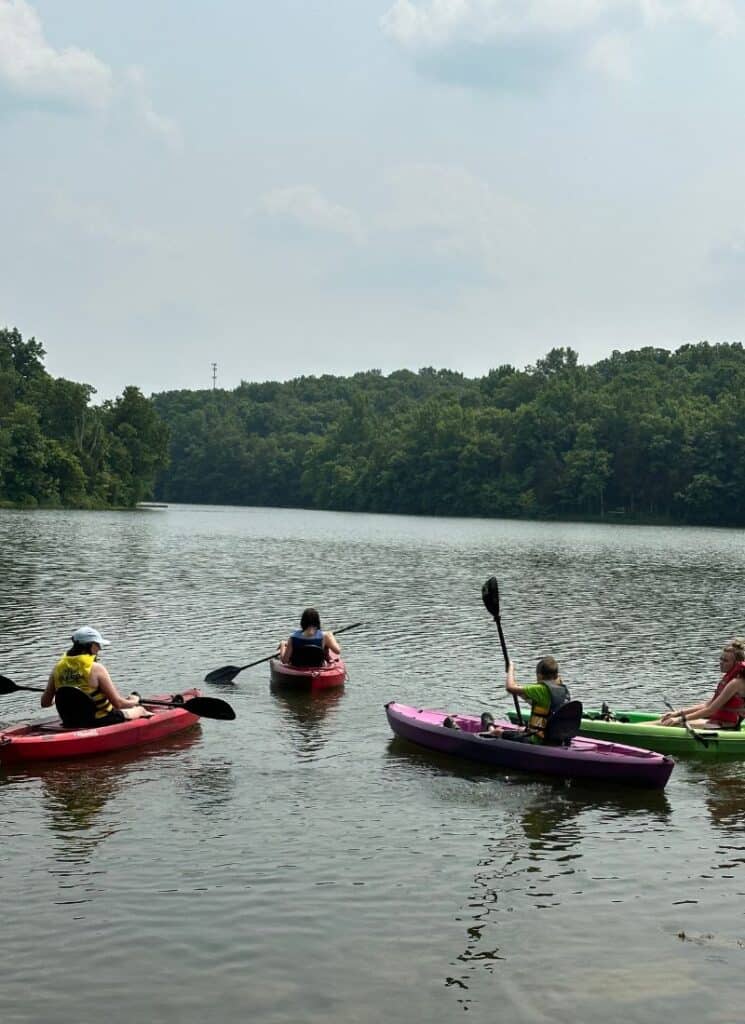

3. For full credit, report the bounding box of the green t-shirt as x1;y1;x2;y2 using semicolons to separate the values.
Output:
521;682;552;709
519;683;553;743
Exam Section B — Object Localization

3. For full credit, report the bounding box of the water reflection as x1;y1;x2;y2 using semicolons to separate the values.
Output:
173;756;238;813
270;686;345;761
385;738;673;1010
700;761;745;835
446;784;672;1011
16;731;202;860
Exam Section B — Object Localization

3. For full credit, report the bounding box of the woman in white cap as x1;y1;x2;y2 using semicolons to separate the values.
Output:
40;626;152;725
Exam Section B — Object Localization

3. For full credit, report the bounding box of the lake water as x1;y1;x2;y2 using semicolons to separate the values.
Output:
1;505;744;1024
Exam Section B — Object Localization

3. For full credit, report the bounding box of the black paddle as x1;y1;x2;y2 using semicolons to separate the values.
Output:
204;621;364;684
0;675;235;722
481;577;523;725
139;695;235;720
662;696;710;748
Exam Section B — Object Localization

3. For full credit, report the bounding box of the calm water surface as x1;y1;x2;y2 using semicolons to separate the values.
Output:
1;506;744;1024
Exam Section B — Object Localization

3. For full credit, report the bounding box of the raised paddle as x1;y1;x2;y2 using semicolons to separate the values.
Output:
481;577;523;726
662;696;711;749
0;675;235;722
204;621;364;684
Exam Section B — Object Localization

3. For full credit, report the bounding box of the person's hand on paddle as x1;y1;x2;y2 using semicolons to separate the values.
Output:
127;692;153;717
505;659;522;696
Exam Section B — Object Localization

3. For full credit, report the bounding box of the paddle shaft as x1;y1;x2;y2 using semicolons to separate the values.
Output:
482;579;523;726
205;620;363;683
662;697;709;748
0;676;231;720
495;614;523;726
0;677;43;694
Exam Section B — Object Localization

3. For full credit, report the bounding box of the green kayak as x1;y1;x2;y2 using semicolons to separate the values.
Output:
507;709;745;757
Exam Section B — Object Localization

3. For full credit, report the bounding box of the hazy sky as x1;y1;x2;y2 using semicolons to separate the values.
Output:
2;0;745;399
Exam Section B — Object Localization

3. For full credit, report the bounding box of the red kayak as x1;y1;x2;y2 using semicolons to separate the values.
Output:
0;689;201;765
269;655;347;692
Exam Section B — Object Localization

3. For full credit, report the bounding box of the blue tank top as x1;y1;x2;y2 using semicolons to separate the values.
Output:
291;628;324;651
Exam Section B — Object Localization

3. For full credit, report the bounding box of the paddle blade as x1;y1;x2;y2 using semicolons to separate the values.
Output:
183;696;236;720
0;674;21;695
204;665;242;684
482;576;500;619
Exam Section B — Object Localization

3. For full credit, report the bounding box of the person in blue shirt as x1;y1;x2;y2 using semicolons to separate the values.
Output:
278;608;341;667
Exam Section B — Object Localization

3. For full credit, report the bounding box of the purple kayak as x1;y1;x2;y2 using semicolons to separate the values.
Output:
385;703;674;789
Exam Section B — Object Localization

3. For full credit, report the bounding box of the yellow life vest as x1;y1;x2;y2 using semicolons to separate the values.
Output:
52;653;114;720
526;681;570;742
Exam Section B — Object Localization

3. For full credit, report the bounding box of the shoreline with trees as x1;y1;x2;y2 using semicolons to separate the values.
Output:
5;324;745;529
0;328;169;509
152;342;745;529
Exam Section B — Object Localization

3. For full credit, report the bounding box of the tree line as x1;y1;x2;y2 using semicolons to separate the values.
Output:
0;327;168;508
152;341;745;527
5;324;745;525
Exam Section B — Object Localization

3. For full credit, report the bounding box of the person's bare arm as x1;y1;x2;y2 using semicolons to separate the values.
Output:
281;638;294;665
676;679;744;722
660;699;709;723
40;671;56;708
505;661;529;699
324;631;341;656
92;664;141;709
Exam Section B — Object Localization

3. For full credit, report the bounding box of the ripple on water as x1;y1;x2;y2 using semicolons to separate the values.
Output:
4;507;745;1024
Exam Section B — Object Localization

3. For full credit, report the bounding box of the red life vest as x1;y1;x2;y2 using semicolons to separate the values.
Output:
709;662;745;726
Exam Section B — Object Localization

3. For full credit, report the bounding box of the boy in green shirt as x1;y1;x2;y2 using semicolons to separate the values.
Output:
482;657;570;743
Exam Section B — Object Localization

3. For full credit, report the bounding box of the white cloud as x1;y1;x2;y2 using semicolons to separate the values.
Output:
125;66;181;147
49;192;160;248
585;31;633;79
0;0;112;110
381;0;739;85
379;162;533;278
0;1;178;142
255;166;532;293
258;185;366;243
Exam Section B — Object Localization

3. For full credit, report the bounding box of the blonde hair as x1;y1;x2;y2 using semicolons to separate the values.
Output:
727;637;745;662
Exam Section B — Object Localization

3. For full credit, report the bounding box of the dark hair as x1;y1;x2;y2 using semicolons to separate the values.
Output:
67;642;96;656
535;656;559;680
300;608;321;630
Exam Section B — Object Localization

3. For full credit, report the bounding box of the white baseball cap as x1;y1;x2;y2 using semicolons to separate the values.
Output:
71;626;110;647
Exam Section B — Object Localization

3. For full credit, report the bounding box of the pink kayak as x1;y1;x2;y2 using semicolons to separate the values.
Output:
385;703;675;789
269;655;347;692
0;689;201;765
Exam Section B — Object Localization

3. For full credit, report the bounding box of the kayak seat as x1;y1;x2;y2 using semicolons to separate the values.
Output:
289;646;326;668
543;700;583;747
55;687;97;729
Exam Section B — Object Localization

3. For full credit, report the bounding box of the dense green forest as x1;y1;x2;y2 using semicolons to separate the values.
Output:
5;324;745;525
153;342;745;527
0;328;168;508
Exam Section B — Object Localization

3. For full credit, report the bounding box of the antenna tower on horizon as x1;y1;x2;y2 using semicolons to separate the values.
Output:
211;362;217;390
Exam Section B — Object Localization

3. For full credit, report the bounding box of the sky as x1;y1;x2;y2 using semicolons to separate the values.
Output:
2;0;745;399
